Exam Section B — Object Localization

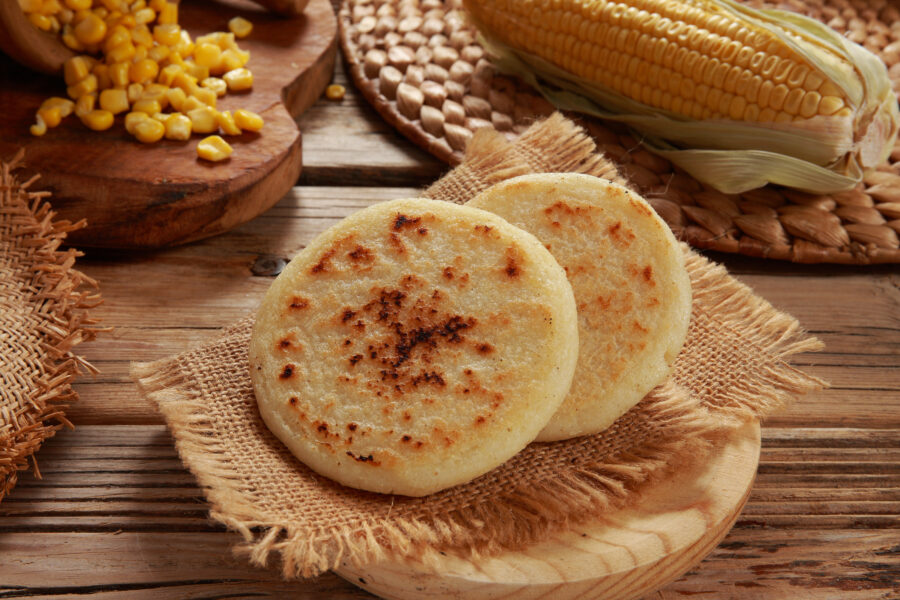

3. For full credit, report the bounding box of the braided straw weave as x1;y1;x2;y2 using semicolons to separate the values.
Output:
340;0;900;264
0;151;102;502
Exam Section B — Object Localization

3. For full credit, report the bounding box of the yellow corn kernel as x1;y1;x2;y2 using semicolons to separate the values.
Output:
171;71;198;94
133;117;166;143
148;45;170;63
64;0;91;9
124;110;149;134
74;93;96;117
99;88;129;114
127;82;144;103
129;58;159;84
41;97;75;117
104;25;130;52
37;106;63;128
156;1;177;24
171;29;193;57
153;23;180;46
99;0;120;10
64;55;93;86
142;83;169;101
212;48;239;74
158;63;183;86
19;0;42;13
180;95;205;112
132;24;154;47
67;73;98;99
130;0;146;11
200;77;227;97
197;135;233;161
30;115;48;137
165;86;187;111
216;110;241;135
81;109;114;131
131;98;161;114
150;112;168;122
133;7;154;24
164;113;192;140
28;13;53;31
92;64;112;90
149;0;167;11
73;12;106;45
109;61;130;87
191;87;217;107
228;16;253;38
233;108;263;132
183;61;210;81
58;8;75;24
325;84;346;100
61;26;84;51
193;43;221;69
106;40;136;63
223;68;253;91
187;106;218;133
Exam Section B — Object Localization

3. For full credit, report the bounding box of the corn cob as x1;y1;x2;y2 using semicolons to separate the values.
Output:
464;0;900;193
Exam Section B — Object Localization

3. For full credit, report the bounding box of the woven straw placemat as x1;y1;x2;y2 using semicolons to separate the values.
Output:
339;0;900;264
0;151;101;502
133;115;825;579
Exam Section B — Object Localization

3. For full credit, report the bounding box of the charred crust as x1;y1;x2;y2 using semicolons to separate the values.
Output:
346;451;379;465
642;265;655;285
347;423;358;431
341;309;357;323
288;296;309;310
279;364;295;379
310;248;336;274
476;343;494;354
348;245;373;262
401;434;412;442
442;266;454;280
417;227;428;235
288;396;298;405
504;257;519;278
349;354;363;366
393;213;422;230
388;233;405;254
474;224;493;234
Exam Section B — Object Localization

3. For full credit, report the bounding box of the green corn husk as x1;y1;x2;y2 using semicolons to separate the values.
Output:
465;0;900;194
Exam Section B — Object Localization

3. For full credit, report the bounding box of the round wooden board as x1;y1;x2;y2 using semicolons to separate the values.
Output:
336;421;761;600
0;0;336;249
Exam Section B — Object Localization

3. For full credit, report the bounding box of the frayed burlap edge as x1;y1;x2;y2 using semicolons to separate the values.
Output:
131;247;825;578
0;150;103;502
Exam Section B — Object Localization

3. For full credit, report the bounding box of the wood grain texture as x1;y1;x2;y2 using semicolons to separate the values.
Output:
1;48;898;598
0;0;337;249
337;422;761;600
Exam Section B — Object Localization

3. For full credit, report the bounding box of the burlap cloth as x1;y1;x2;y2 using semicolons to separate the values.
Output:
132;114;826;579
0;150;101;502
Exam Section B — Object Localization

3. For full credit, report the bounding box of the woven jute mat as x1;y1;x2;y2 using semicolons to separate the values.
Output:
340;0;900;264
133;114;825;579
0;151;101;502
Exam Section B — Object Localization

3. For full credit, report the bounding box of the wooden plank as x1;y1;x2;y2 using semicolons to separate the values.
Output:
1;529;897;599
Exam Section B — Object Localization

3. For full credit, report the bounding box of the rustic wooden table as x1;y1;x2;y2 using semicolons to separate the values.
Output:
3;51;899;599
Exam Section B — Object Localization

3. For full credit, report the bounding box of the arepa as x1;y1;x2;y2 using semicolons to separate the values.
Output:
468;174;692;441
249;198;579;496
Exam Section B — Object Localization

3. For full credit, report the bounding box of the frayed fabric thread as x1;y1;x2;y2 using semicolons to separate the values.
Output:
0;150;103;502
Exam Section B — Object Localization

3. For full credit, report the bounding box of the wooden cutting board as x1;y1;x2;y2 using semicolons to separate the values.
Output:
0;0;336;249
337;421;761;600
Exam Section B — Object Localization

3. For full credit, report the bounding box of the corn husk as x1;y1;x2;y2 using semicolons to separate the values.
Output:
465;0;900;194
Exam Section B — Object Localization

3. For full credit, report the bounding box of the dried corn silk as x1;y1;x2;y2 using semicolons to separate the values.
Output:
0;151;102;501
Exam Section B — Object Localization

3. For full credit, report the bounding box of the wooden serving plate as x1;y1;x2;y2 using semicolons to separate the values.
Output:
0;0;336;249
337;421;761;600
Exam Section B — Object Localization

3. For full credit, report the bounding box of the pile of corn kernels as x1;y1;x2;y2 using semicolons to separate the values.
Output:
21;0;264;161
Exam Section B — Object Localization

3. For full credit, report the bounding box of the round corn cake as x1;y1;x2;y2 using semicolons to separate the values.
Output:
249;198;579;496
468;174;692;442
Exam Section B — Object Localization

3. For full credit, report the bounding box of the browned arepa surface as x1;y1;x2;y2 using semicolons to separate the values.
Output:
469;174;692;441
249;198;579;496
